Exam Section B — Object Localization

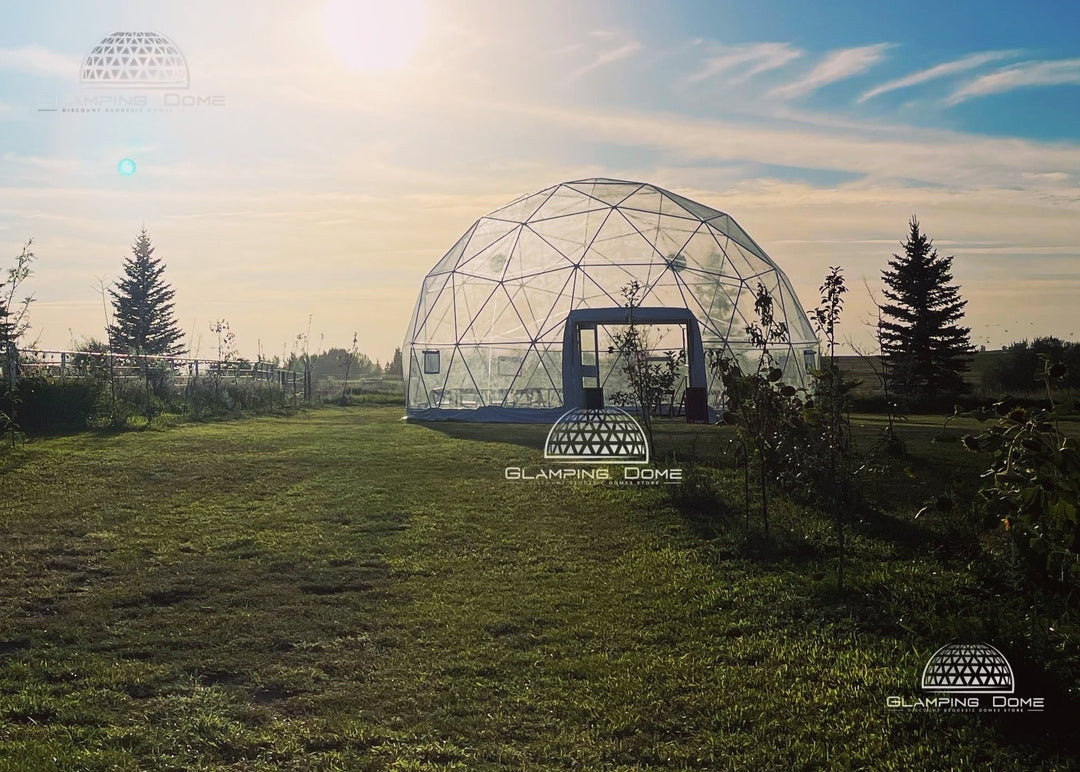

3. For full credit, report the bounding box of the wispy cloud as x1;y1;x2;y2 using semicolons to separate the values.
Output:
859;50;1018;103
0;45;77;78
478;96;1080;192
0;152;81;172
569;31;642;80
948;58;1080;104
687;42;802;85
769;43;892;100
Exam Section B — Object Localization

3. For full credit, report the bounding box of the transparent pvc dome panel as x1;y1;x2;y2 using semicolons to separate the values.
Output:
404;178;818;417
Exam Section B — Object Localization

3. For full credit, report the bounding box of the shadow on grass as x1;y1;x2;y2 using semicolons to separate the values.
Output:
801;571;1080;763
413;417;733;462
665;482;827;567
408;420;550;451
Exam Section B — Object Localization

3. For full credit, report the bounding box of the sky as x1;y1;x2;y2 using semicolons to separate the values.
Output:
1;0;1079;361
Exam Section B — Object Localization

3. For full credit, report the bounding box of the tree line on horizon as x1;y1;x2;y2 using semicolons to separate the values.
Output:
64;227;404;378
2;219;1074;408
1;228;407;434
109;217;980;407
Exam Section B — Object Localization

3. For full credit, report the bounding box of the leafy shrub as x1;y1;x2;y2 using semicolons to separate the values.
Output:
185;377;287;419
14;377;101;433
607;281;687;455
964;357;1080;588
986;337;1080;394
345;391;403;406
846;392;895;414
4;371;293;435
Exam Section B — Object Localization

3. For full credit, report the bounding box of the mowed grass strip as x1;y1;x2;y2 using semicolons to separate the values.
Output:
0;407;1073;771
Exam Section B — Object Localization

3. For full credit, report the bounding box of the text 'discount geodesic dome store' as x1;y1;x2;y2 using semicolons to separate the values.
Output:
404;178;818;422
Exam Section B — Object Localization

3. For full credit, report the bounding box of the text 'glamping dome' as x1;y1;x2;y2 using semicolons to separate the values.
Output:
404;178;818;421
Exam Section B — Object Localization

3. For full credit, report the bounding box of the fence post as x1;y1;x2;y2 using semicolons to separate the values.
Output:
108;351;116;418
5;343;17;386
304;368;312;403
4;344;18;447
60;351;67;380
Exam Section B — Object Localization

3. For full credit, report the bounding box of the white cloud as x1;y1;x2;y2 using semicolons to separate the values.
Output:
8;148;1079;358
1021;171;1071;183
0;101;23;121
687;42;802;85
6;21;1080;359
569;31;642;80
858;50;1018;103
0;45;77;78
948;58;1080;104
769;43;892;100
482;97;1080;192
0;152;81;172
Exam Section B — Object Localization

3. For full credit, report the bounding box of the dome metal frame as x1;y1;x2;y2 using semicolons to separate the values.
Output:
404;178;819;422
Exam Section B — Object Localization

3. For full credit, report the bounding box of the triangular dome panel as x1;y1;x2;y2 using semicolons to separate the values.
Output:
404;178;817;419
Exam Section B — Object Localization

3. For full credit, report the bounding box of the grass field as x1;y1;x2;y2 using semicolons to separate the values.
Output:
1;406;1078;770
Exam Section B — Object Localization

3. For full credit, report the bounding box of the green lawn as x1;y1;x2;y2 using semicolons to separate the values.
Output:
0;407;1077;770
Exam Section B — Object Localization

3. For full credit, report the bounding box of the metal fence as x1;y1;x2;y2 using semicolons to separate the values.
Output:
4;347;312;403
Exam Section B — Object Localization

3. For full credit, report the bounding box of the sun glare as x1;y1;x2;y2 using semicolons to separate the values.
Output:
322;0;426;73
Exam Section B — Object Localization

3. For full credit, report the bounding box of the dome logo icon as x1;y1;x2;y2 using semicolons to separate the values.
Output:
920;643;1014;694
887;642;1043;711
544;408;649;464
80;31;189;88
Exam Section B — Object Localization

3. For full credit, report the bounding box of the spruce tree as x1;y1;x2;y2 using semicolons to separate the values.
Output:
385;347;403;376
880;216;972;405
108;229;184;356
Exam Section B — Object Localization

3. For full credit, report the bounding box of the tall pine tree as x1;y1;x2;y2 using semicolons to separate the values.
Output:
108;229;184;356
880;216;972;404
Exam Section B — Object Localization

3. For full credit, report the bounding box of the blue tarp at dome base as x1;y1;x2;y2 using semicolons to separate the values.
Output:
403;178;818;422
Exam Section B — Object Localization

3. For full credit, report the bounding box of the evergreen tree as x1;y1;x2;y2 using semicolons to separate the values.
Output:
880;216;972;404
385;347;403;377
108;229;184;356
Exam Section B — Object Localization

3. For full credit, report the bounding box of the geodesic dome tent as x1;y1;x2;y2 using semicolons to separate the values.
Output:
404;178;818;421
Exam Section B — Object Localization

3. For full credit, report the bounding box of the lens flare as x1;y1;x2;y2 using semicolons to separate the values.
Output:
322;0;426;72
